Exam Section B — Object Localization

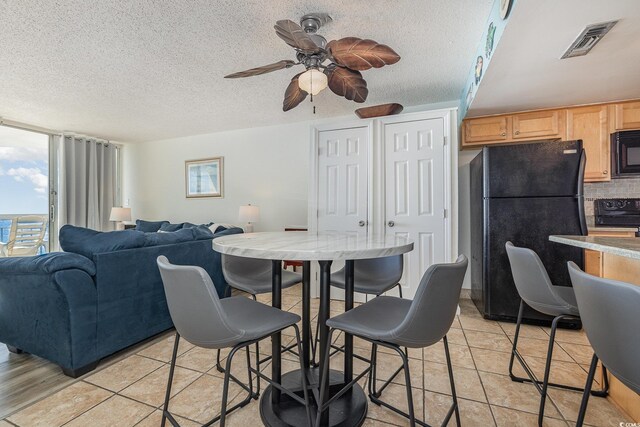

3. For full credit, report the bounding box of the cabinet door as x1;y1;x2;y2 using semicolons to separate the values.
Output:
584;249;602;277
614;101;640;130
463;116;509;145
567;105;610;182
512;110;564;140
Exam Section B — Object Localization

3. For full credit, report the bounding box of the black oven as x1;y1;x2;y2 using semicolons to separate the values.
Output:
612;130;640;178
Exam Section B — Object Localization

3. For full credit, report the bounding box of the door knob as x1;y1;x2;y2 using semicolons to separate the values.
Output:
388;221;395;227
358;220;366;227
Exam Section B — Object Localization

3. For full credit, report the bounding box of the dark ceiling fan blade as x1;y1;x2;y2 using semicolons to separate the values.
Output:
274;19;321;53
224;60;297;78
325;65;368;103
327;37;400;71
283;73;308;111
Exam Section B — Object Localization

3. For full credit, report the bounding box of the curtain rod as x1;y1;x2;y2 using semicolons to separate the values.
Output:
0;117;116;145
0;117;58;136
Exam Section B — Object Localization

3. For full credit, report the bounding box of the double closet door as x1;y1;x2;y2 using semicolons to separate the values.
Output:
312;111;453;299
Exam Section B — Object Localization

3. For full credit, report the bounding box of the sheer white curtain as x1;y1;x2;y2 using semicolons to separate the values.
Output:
54;135;117;231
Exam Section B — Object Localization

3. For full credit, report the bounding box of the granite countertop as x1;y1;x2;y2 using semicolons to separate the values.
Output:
550;235;640;260
588;226;638;233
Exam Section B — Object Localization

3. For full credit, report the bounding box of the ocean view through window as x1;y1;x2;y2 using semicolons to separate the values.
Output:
0;126;50;256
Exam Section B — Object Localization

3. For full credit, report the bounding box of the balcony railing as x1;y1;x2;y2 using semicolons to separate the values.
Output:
0;214;49;255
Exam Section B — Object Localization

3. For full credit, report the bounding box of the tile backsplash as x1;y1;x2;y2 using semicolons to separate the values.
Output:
584;177;640;215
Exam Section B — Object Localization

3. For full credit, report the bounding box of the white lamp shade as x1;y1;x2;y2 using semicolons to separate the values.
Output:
298;69;328;95
238;205;260;223
109;207;132;222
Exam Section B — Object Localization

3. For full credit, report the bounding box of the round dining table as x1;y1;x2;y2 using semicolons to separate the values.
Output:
213;231;413;427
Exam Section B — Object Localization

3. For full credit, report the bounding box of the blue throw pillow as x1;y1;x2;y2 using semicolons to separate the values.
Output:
135;219;169;232
59;225;146;259
190;225;215;240
159;222;186;232
143;228;195;246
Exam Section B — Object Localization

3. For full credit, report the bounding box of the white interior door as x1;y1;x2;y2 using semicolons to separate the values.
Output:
384;118;447;298
316;126;369;301
317;127;369;235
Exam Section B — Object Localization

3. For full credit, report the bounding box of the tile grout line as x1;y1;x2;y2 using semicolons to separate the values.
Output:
459;318;499;426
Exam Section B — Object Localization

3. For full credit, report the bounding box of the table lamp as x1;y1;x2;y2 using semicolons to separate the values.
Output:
109;207;132;231
239;204;259;233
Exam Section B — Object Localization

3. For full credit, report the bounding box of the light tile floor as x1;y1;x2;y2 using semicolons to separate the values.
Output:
2;285;633;426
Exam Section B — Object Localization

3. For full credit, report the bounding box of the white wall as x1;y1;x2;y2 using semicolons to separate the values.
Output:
121;100;478;288
122;121;312;232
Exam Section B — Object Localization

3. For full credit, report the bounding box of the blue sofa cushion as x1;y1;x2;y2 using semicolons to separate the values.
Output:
0;252;96;276
159;222;185;232
60;225;146;259
190;225;215;240
143;228;194;246
135;219;169;232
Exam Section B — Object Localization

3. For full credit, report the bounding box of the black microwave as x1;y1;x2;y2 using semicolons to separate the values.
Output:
612;130;640;178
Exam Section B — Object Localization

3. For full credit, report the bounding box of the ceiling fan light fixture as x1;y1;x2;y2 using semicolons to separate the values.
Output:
298;68;328;95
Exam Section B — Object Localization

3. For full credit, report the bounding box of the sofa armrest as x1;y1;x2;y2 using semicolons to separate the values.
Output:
0;252;96;276
0;267;98;371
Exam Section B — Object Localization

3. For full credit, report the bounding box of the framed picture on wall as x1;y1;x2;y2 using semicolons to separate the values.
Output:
185;157;224;198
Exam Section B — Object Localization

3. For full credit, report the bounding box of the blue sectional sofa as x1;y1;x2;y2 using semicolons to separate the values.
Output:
0;223;242;377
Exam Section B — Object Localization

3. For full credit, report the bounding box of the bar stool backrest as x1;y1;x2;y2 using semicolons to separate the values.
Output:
568;262;640;393
505;242;575;317
354;255;403;286
222;253;271;286
393;255;468;347
157;256;244;349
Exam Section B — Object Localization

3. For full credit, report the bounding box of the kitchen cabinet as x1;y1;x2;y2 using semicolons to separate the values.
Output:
461;99;640;182
511;110;564;140
614;101;640;130
463;116;509;145
585;229;636;277
566;105;609;182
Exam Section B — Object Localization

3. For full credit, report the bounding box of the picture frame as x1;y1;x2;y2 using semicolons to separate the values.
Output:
185;157;224;198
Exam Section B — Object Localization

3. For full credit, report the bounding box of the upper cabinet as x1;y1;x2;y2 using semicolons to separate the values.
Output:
614;101;640;130
462;110;565;147
463;116;509;145
461;99;640;183
512;110;564;140
566;105;609;182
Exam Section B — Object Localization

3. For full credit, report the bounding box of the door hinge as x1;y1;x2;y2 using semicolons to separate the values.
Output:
442;209;447;219
443;136;447;146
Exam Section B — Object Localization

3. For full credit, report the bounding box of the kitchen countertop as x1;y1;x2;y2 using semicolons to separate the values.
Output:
588;226;638;233
550;235;640;260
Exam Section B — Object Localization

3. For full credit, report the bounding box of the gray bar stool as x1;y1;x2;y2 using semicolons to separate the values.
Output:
313;255;404;364
568;262;640;427
222;254;302;299
157;256;311;427
505;242;609;426
330;255;404;298
317;255;468;427
219;253;303;373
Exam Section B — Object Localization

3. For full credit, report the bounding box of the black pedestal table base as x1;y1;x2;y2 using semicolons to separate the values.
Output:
260;369;367;427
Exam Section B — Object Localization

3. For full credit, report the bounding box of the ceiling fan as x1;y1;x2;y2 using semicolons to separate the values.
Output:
224;14;401;111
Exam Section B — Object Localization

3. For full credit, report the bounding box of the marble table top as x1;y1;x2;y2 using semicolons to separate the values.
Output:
550;235;640;260
213;231;414;261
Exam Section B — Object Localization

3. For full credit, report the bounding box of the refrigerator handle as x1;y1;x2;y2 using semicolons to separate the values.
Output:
577;148;587;236
576;148;586;197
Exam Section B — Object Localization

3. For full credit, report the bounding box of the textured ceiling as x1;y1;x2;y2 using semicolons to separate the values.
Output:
0;0;493;142
468;0;640;116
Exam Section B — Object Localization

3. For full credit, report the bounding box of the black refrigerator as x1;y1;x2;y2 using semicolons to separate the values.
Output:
470;140;587;325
